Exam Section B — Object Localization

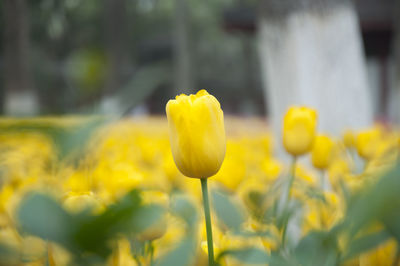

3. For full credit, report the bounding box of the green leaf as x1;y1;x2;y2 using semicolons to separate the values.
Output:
129;237;146;257
294;231;338;266
344;166;400;240
217;247;270;264
154;236;196;266
130;204;165;233
17;193;75;248
233;229;273;238
275;200;301;230
304;186;327;203
0;243;20;266
17;189;165;262
212;189;246;231
341;230;390;261
73;190;142;256
170;195;198;228
246;190;266;217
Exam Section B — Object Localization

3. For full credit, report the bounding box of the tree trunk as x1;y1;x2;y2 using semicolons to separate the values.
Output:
257;0;373;141
173;0;193;94
3;0;38;115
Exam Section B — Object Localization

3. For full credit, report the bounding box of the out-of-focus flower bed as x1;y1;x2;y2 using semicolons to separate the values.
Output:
0;116;399;266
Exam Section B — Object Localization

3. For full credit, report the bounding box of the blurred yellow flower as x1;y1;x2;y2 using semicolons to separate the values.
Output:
343;129;356;149
282;106;317;156
311;134;335;170
0;116;399;265
166;90;226;179
261;158;283;181
303;192;342;233
63;191;103;214
356;127;381;161
214;141;246;191
359;239;398;266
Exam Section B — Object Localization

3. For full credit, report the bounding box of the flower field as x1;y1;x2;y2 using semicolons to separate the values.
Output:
0;115;399;266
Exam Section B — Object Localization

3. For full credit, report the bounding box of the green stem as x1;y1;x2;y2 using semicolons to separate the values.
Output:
201;178;215;266
286;156;297;203
133;256;142;266
320;170;325;190
392;244;400;266
281;156;297;247
149;241;154;266
280;216;289;248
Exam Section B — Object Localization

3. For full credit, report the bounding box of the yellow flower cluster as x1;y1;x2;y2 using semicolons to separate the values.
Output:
0;107;397;265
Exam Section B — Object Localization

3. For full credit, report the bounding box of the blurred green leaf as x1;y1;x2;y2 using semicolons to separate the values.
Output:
170;194;198;228
0;243;20;266
154;236;196;266
304;186;326;203
247;190;265;212
341;230;390;261
129;236;146;257
17;189;166;262
217;247;270;264
268;251;295;266
233;229;273;238
17;193;75;248
0;117;106;161
73;190;142;256
344;165;400;240
212;189;246;231
275;200;301;230
130;204;165;233
294;231;338;266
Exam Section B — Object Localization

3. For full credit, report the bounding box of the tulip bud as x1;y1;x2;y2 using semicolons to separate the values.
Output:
166;90;226;179
356;128;381;161
311;135;335;170
282;106;317;156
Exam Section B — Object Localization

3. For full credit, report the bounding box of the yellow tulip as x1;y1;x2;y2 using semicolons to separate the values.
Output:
282;106;317;156
356;128;381;161
166;90;226;179
311;135;335;170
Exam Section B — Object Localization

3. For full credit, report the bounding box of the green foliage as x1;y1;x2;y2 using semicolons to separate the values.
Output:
215;165;400;265
17;193;75;249
217;247;270;264
0;243;20;266
0;117;106;161
155;236;197;266
170;194;198;228
17;190;165;264
212;189;246;231
344;165;400;239
143;194;200;266
341;230;390;261
294;231;339;266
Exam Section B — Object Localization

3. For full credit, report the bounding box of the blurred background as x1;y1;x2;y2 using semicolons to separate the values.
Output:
1;2;400;264
0;0;399;130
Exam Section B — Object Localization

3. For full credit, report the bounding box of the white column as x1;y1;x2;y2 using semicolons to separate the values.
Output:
258;4;373;143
